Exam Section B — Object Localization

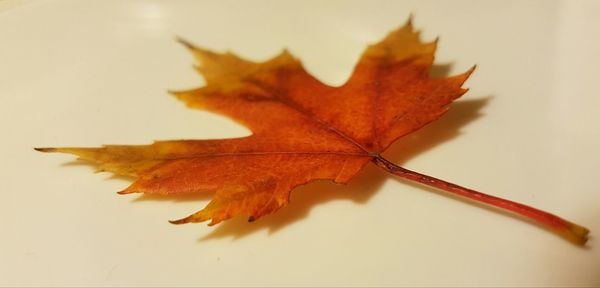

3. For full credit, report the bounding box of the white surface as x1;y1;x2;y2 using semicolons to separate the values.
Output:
1;0;599;286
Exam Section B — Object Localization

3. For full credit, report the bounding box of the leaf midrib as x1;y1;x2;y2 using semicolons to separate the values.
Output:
133;151;371;161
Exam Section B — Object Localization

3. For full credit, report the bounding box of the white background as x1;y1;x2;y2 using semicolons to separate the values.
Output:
1;0;599;286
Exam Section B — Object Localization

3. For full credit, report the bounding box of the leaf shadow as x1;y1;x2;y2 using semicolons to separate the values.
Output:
197;96;492;241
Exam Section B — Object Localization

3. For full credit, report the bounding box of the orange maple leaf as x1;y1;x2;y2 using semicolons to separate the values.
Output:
37;20;589;245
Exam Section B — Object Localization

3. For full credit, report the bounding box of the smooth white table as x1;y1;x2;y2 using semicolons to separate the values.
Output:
1;0;599;286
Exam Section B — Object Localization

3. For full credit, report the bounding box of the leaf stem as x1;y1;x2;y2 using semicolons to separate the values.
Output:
372;156;589;245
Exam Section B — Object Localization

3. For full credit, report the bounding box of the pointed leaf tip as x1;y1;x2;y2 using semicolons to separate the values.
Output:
176;36;196;50
169;217;191;225
462;65;477;82
406;14;414;26
34;147;56;152
117;184;139;195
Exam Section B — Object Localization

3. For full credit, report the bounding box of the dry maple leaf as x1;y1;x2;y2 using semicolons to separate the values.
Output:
37;19;589;245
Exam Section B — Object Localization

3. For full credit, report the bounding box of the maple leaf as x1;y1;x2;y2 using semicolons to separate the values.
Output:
37;19;589;245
